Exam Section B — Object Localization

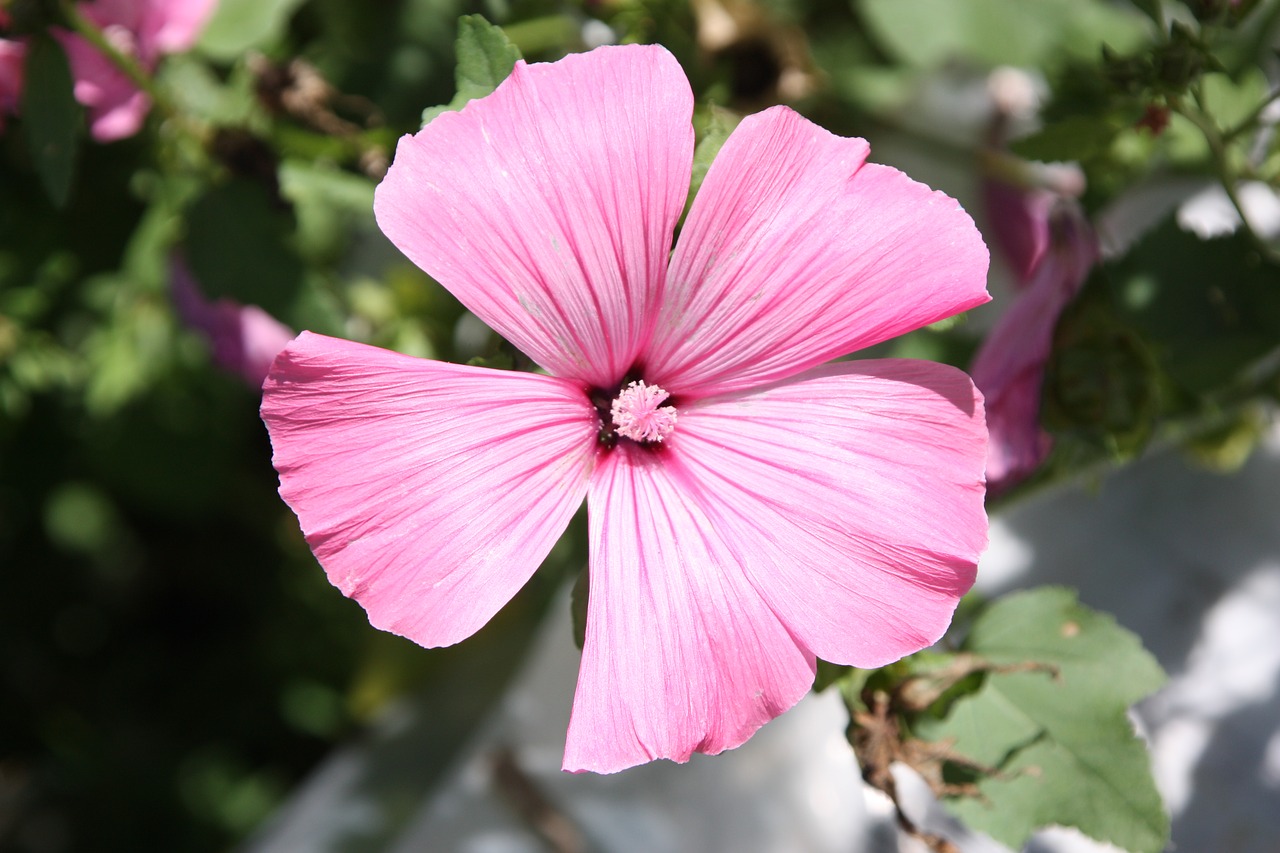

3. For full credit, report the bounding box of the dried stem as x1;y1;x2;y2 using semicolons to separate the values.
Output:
491;746;590;853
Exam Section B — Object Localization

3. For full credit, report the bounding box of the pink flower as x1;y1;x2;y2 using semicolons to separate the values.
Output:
0;37;24;132
982;178;1056;287
171;257;295;388
972;200;1097;492
56;0;217;141
261;45;990;772
981;156;1086;288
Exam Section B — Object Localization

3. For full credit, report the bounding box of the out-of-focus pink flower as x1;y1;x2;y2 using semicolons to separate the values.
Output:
982;176;1055;286
981;152;1086;287
261;45;990;773
0;38;25;131
171;257;295;389
57;0;218;141
972;200;1097;492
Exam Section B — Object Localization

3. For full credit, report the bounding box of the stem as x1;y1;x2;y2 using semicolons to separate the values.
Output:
1223;87;1280;143
491;746;591;853
58;0;165;107
1170;93;1280;264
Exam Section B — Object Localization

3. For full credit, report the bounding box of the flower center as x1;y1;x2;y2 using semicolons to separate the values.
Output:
610;381;677;443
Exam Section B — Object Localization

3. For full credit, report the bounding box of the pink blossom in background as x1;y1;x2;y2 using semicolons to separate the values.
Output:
981;156;1086;287
171;257;295;389
0;37;24;132
56;0;218;141
972;200;1098;492
261;45;990;773
982;177;1055;287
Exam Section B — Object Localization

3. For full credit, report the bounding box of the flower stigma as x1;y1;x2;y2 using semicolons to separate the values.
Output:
610;380;678;443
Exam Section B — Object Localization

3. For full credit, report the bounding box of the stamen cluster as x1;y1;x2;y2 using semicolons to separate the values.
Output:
610;380;678;443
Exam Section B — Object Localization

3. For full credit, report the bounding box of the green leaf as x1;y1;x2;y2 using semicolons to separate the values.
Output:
688;105;737;209
184;179;305;317
1199;68;1271;132
21;36;81;208
1106;217;1280;397
453;15;524;102
922;588;1168;853
278;160;376;262
197;0;309;60
814;659;855;693
158;55;259;126
421;16;522;126
1010;114;1129;163
1127;0;1164;25
860;0;1150;69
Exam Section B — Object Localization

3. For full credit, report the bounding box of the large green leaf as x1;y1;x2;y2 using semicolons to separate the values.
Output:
859;0;1149;69
1106;217;1280;397
278;160;376;262
920;588;1168;853
21;36;82;208
198;0;310;60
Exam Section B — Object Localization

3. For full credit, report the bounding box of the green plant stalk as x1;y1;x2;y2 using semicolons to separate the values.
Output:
1222;86;1280;143
1170;90;1280;264
58;0;165;109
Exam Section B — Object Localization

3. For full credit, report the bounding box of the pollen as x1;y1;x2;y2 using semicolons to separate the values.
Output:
611;381;678;443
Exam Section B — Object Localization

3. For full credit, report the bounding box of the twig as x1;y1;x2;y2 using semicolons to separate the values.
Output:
491;746;590;853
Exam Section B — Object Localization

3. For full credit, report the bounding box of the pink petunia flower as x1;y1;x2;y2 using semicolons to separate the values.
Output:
56;0;217;141
260;45;991;773
170;256;295;389
971;200;1097;492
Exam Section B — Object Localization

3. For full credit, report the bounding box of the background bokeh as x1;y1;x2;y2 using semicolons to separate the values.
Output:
2;0;1278;850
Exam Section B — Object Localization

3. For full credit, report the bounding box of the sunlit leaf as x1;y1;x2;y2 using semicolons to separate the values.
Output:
860;0;1150;69
453;15;523;102
421;15;522;126
921;588;1168;853
198;0;309;59
688;105;737;210
278;160;376;262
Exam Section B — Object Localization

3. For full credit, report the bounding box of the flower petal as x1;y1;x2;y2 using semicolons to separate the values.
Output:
565;443;817;773
58;31;150;141
374;44;694;388
139;0;218;55
261;332;599;648
971;210;1097;491
671;360;988;667
982;177;1054;287
646;106;990;398
80;0;146;33
171;256;294;389
0;39;26;126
